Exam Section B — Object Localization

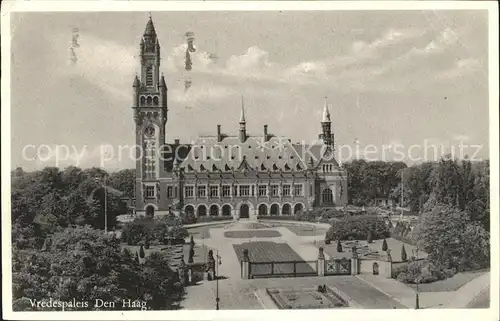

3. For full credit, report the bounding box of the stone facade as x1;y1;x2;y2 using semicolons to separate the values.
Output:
132;18;348;218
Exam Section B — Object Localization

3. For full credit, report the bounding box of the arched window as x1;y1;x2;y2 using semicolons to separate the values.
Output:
197;205;207;217
147;96;153;106
185;205;195;216
294;203;304;214
222;204;232;216
258;204;268;216
270;204;279;216
209;204;219;216
282;204;291;215
322;188;334;205
153;96;159;106
140;96;146;106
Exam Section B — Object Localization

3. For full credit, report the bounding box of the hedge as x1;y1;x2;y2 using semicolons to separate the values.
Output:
325;216;390;241
257;215;297;221
181;214;234;225
121;216;188;245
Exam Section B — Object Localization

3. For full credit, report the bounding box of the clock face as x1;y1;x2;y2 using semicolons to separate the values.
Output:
144;126;155;137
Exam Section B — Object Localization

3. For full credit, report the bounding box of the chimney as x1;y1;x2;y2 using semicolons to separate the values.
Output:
217;125;222;142
174;139;180;145
264;125;268;142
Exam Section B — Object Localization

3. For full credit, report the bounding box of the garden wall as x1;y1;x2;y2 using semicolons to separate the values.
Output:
359;259;392;278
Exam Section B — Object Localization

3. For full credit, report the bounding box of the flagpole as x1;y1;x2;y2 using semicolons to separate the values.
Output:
104;175;108;233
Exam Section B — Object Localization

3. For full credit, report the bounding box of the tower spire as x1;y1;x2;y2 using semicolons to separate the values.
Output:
239;94;246;142
240;94;246;123
322;96;331;123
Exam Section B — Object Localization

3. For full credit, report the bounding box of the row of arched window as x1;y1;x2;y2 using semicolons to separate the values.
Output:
140;95;160;106
183;202;305;217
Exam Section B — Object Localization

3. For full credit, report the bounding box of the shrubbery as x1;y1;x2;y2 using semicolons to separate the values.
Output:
121;216;188;246
325;216;390;242
392;260;456;284
180;213;233;225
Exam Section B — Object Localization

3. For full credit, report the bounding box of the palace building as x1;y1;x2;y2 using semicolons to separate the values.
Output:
133;17;347;219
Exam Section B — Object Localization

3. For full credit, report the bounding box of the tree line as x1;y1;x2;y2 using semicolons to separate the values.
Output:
10;166;186;311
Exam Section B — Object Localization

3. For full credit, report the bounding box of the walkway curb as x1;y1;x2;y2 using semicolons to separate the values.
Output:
355;275;414;309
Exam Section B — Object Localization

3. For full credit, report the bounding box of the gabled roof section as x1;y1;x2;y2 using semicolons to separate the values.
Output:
178;136;309;172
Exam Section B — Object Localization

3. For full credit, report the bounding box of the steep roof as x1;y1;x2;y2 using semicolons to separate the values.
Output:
178;136;311;172
144;17;157;37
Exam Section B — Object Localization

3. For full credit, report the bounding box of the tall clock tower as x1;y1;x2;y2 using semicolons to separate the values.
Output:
132;17;168;215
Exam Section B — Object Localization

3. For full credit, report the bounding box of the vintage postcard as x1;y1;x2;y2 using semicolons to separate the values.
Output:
1;1;499;321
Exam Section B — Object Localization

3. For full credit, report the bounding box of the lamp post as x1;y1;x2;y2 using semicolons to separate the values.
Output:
215;250;222;310
94;176;108;233
415;245;420;309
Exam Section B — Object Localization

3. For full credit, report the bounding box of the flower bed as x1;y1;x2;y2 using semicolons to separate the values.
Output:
266;287;348;309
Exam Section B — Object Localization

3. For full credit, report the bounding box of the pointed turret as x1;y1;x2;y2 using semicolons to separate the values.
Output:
159;73;166;88
133;75;140;87
319;96;334;148
239;94;246;143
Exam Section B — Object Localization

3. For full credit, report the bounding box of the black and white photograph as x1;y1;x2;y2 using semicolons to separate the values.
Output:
1;1;498;320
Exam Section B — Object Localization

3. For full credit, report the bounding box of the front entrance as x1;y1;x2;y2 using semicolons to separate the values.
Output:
239;204;250;219
145;205;155;218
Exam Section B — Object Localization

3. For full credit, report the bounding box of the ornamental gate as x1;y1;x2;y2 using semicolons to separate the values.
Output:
324;258;351;276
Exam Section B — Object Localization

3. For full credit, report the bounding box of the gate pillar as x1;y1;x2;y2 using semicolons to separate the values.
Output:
317;247;325;276
241;249;250;279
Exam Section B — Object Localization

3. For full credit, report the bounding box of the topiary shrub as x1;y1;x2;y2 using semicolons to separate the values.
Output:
382;238;388;251
401;244;407;262
367;231;373;243
139;245;145;259
336;239;343;252
189;235;195;248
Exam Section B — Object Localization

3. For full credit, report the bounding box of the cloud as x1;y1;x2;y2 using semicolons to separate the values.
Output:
225;46;273;73
54;32;136;101
171;83;237;105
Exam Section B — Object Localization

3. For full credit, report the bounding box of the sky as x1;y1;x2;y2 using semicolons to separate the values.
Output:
9;10;490;171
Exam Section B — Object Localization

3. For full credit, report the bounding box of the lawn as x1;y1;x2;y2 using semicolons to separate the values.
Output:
285;225;328;236
407;270;488;292
224;230;282;238
314;238;428;262
233;242;315;276
187;226;211;239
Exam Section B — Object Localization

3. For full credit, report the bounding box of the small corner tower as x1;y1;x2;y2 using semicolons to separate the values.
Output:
319;96;334;149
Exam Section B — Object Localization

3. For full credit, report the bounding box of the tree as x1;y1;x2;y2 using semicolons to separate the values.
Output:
139;245;145;259
107;169;135;198
401;244;407;262
414;203;489;271
382;238;388;251
12;226;184;311
188;246;195;263
336;239;343;252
